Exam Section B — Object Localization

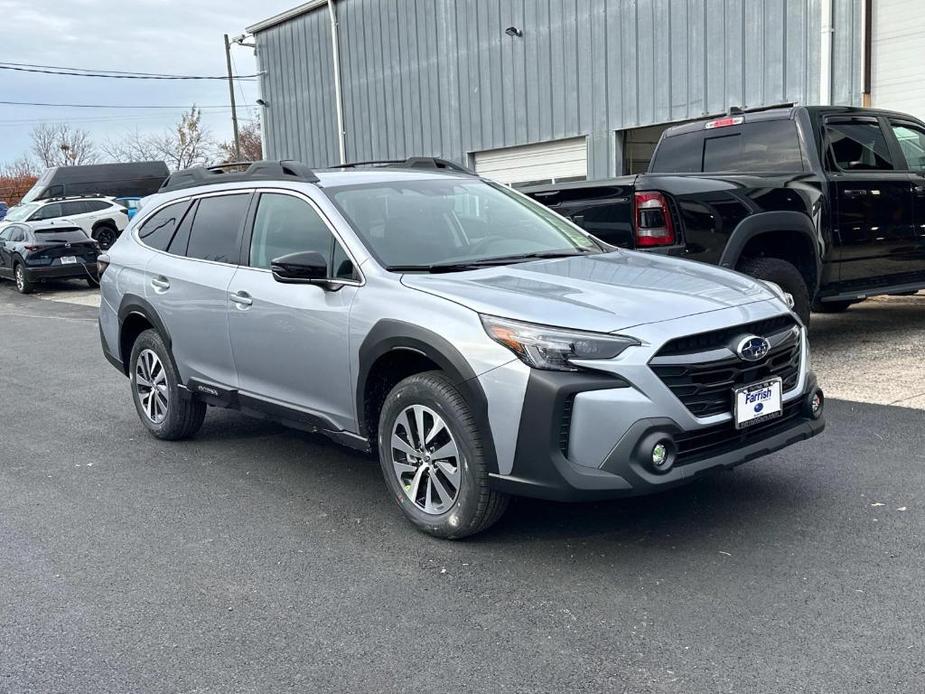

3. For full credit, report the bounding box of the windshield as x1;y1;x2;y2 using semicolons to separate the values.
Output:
3;203;40;222
328;178;601;269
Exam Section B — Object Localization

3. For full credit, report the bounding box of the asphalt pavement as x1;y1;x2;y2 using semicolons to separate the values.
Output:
1;283;923;693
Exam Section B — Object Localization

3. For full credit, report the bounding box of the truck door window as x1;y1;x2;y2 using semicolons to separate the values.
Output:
889;122;925;172
825;120;894;171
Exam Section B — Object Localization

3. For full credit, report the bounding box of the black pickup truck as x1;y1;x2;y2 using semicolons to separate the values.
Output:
523;106;925;323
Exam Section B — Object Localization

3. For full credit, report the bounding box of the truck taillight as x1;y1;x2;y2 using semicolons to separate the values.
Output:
633;191;676;247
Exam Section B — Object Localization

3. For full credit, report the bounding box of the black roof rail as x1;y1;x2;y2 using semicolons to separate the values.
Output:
159;160;320;193
327;156;475;175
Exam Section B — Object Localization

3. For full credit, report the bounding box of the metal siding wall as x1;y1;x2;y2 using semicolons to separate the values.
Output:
255;0;862;177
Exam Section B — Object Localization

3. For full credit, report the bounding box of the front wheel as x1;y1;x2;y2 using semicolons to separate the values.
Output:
129;329;206;440
377;371;509;539
738;257;811;325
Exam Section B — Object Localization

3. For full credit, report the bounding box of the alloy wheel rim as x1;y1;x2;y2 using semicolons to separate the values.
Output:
390;404;461;515
135;349;168;424
15;266;23;291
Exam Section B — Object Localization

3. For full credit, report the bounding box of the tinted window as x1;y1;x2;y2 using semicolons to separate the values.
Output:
29;203;62;221
34;228;89;242
889;121;925;172
138;201;190;251
61;201;87;216
166;201;197;255
186;194;250;263
0;227;14;241
249;193;337;270
10;228;27;242
84;200;111;213
651;120;804;173
648;134;703;173
826;120;894;171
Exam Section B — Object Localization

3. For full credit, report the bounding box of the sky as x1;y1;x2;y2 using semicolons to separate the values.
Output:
0;0;300;166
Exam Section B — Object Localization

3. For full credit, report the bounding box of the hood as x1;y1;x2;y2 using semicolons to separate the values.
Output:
401;251;778;333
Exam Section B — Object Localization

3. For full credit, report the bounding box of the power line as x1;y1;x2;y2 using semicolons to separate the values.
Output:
0;64;258;80
0;100;233;110
0;60;219;77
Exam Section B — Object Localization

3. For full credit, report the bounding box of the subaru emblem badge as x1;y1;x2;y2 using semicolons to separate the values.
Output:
736;335;771;362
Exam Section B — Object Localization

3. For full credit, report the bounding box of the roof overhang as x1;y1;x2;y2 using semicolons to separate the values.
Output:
246;0;327;34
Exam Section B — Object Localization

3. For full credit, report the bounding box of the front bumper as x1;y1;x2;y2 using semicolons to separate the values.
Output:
489;369;824;502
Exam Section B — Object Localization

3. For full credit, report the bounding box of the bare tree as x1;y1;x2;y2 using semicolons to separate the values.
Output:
218;119;263;162
2;155;39;178
156;106;215;170
31;123;98;167
101;128;164;163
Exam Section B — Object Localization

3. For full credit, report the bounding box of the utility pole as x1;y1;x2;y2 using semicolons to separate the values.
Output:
224;33;241;161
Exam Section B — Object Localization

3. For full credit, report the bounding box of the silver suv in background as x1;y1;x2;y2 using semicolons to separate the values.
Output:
98;160;825;538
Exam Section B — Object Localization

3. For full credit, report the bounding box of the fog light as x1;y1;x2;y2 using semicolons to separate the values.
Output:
810;389;824;418
651;441;674;472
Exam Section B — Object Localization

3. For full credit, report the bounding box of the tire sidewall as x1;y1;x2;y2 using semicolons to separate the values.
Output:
741;258;811;325
129;329;184;437
377;376;485;537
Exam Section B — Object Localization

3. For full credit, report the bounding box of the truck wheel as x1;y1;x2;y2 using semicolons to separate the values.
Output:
377;371;509;539
129;329;206;440
813;299;857;313
738;257;811;325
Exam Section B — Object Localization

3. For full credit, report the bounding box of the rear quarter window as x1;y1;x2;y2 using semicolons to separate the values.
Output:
138;200;192;252
650;119;805;173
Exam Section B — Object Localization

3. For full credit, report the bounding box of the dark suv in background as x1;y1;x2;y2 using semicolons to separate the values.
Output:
523;106;925;323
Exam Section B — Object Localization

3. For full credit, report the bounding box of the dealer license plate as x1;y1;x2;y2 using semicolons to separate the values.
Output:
734;377;783;429
60;256;78;265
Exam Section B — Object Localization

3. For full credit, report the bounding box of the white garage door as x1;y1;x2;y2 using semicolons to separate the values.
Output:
871;0;925;120
474;137;588;186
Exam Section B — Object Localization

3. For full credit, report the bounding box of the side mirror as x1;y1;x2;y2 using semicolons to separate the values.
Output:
270;251;329;284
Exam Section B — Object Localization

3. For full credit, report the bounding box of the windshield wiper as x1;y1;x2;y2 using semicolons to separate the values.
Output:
387;248;598;274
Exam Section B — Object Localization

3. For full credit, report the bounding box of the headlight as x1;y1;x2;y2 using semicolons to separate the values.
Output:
761;280;795;310
480;315;640;371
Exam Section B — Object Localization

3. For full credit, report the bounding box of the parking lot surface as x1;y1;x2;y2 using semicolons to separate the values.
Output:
1;283;923;693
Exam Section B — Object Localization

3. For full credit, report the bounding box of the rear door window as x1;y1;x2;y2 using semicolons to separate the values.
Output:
61;201;88;216
185;193;251;264
889;121;925;172
825;119;894;171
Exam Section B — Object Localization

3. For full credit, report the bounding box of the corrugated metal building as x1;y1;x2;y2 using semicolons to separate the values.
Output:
247;0;867;184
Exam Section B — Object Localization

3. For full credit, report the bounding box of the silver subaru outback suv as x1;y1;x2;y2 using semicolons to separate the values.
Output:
98;159;824;538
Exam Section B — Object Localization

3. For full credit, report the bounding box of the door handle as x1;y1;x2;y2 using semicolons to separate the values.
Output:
229;291;253;307
842;189;868;198
150;276;170;291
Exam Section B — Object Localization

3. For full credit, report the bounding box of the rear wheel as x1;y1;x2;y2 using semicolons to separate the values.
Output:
14;263;33;294
129;329;206;440
94;224;118;250
377;371;509;539
738;256;811;325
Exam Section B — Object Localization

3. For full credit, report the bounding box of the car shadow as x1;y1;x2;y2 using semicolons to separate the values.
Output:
190;407;818;551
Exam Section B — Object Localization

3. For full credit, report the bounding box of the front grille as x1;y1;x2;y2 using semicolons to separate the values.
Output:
674;401;804;465
650;316;801;418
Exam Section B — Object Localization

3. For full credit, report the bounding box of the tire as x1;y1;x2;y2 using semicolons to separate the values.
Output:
377;371;509;539
813;299;857;314
738;256;811;325
94;224;118;250
129;329;206;440
14;262;33;294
